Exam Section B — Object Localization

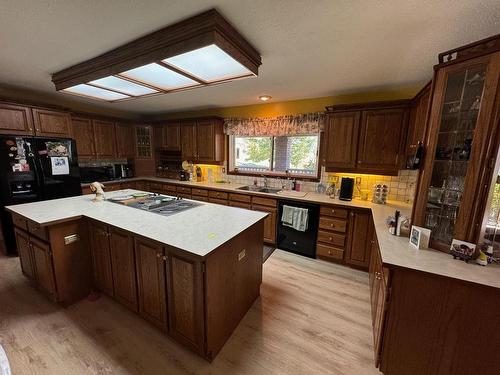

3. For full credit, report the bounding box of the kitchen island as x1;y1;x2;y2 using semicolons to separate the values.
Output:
6;190;267;361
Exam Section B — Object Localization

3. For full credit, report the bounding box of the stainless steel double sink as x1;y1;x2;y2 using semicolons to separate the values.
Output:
237;185;282;194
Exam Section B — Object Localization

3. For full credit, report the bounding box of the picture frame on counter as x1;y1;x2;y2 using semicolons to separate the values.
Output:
410;225;430;249
450;239;477;263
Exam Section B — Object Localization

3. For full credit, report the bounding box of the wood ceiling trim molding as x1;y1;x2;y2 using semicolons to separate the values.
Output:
51;9;261;91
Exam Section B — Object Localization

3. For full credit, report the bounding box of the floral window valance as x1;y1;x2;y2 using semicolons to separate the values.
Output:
224;112;325;136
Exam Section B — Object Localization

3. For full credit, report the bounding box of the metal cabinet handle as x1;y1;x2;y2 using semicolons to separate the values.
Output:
331;209;335;213
328;250;332;255
330;223;334;227
329;236;333;241
157;253;161;258
163;255;167;261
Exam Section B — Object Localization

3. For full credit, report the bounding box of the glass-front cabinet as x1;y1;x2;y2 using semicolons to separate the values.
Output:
413;47;500;251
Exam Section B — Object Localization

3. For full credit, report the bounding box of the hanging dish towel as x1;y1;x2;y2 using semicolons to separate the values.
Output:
281;205;309;232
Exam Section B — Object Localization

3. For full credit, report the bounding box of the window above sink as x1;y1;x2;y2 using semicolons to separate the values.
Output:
228;134;320;179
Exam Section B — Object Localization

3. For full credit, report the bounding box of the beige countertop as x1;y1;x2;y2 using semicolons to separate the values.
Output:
6;189;267;258
89;176;500;289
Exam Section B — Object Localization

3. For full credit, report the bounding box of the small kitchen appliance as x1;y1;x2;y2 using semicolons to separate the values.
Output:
339;177;354;201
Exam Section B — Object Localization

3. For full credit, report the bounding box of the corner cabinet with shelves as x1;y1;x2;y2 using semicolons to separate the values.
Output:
324;100;410;175
412;38;500;251
135;125;153;159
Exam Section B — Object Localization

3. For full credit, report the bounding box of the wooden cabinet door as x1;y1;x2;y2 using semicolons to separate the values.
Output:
0;103;33;135
89;221;114;296
324;111;360;170
115;123;135;158
165;122;181;150
357;108;408;174
31;237;56;297
406;85;431;154
32;108;71;138
14;228;35;280
93;120;116;158
181;121;197;160
251;204;277;244
153;125;165;149
71;117;96;158
109;227;137;311
135;237;167;330
196;120;215;161
346;211;374;268
166;250;204;353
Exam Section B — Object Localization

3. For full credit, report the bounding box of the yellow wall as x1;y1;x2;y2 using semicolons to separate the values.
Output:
154;84;423;119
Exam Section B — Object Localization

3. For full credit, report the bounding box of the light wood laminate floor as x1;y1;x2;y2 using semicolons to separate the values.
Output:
0;250;379;375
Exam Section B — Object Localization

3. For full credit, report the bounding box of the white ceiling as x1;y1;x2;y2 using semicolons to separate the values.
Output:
0;0;499;115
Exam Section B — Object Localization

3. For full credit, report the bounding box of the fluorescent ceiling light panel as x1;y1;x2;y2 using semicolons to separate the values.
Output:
89;76;157;96
63;84;129;100
120;63;199;90
163;44;253;82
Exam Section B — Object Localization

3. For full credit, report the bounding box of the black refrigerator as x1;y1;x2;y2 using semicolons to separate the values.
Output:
0;136;82;254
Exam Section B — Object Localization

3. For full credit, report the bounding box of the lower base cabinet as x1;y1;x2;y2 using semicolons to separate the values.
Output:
135;237;167;330
346;211;374;268
14;218;92;305
89;221;114;296
109;228;138;311
87;219;264;361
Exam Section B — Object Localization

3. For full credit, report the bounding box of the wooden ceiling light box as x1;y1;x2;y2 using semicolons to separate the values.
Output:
52;9;261;102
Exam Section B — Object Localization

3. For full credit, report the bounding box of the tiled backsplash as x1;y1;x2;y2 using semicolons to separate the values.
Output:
199;164;419;203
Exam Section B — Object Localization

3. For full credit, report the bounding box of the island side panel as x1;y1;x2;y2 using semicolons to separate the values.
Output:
204;220;264;360
48;220;92;306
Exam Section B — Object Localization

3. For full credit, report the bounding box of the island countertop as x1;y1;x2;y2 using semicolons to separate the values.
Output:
6;189;268;257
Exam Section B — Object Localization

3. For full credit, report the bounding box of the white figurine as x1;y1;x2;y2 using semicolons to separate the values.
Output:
89;182;105;202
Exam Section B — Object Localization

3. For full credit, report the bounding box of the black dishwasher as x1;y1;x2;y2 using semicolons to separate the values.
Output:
277;199;319;258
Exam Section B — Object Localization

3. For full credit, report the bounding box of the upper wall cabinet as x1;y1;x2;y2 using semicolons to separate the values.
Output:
115;123;136;158
323;111;360;170
0;102;70;138
32;108;71;138
412;40;500;251
406;82;432;155
357;108;408;174
71;117;96;158
324;101;411;175
0;103;34;135
153;122;181;151
93;120;117;158
180;117;224;163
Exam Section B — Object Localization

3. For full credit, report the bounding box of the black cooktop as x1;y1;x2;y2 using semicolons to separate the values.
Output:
107;193;201;217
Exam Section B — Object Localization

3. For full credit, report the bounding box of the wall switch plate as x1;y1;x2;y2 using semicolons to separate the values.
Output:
64;234;79;245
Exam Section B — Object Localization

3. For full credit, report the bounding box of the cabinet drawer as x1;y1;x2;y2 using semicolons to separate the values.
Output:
209;197;228;206
120;182;136;190
229;201;252;210
192;195;208;202
209;190;228;200
177;193;192;199
191;188;208;197
320;206;348;218
149;182;163;192
317;230;345;247
105;184;122;192
319;217;347;232
27;220;49;242
12;213;27;230
177;186;192;194
163;184;177;193
252;196;277;207
228;193;251;203
316;243;344;260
